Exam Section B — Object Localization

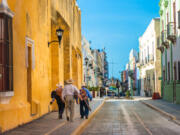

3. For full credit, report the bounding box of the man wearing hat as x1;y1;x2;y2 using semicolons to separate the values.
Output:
50;83;65;119
62;79;80;122
80;83;92;119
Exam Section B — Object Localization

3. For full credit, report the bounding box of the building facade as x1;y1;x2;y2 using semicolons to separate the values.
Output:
99;49;109;87
127;49;140;96
92;49;103;87
0;0;82;132
139;18;161;97
82;36;96;87
159;0;180;103
121;70;128;93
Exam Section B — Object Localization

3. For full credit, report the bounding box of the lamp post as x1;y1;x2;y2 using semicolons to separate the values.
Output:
48;28;64;47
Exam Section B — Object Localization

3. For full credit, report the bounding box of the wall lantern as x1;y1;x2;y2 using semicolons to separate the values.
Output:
48;28;64;47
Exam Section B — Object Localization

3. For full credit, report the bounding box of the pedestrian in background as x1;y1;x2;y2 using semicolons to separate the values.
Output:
116;80;120;98
100;87;104;98
50;83;65;119
62;79;80;122
80;84;92;119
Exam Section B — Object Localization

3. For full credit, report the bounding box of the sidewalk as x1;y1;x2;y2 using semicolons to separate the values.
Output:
141;99;180;124
3;98;105;135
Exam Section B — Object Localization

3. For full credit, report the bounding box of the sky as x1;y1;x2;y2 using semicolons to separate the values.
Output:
78;0;160;79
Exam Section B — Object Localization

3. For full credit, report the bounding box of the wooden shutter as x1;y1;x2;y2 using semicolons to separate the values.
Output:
178;11;180;29
168;62;170;81
173;2;176;34
0;18;4;91
178;62;180;80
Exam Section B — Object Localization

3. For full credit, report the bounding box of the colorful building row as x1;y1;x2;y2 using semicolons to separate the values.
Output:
82;36;109;88
122;49;140;96
125;0;180;103
122;19;161;97
159;0;180;103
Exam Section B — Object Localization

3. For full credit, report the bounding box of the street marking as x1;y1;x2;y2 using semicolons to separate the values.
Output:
133;111;153;135
44;122;66;135
121;105;138;134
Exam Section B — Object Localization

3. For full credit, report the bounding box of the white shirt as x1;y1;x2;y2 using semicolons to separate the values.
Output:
62;84;80;99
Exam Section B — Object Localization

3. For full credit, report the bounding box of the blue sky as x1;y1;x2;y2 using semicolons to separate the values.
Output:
78;0;160;79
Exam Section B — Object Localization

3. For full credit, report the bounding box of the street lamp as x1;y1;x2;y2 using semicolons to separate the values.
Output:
48;28;64;48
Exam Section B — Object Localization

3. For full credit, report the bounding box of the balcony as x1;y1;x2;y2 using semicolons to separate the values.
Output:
161;30;169;48
157;36;164;53
157;46;164;53
167;22;176;44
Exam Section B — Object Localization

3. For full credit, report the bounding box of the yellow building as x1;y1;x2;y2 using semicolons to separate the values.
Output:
0;0;82;132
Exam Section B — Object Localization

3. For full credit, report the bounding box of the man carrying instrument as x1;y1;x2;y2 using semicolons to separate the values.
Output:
80;84;92;119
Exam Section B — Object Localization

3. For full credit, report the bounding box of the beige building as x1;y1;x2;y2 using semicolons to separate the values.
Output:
138;18;161;97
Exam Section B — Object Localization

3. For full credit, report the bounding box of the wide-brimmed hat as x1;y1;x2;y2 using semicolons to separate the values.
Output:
56;83;62;88
65;79;74;84
81;83;86;87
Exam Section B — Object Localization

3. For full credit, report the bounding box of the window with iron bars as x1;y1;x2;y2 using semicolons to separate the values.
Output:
0;14;13;92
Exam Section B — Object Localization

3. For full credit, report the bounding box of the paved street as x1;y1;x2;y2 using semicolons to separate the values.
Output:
3;98;104;135
142;99;180;122
82;99;180;135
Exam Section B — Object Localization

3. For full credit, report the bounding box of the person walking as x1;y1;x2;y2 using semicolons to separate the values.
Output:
50;83;65;119
62;79;80;122
116;80;120;98
100;87;104;98
80;84;92;119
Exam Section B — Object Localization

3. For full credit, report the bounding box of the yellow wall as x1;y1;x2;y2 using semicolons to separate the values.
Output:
0;0;82;132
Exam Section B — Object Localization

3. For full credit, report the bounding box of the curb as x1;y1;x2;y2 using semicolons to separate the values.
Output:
71;98;107;135
140;100;179;122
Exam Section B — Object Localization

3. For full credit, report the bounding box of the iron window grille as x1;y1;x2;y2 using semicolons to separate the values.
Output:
161;30;169;48
167;22;176;44
0;14;13;92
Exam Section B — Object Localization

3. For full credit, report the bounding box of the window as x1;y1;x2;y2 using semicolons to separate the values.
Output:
167;13;169;24
173;2;176;34
163;69;165;81
168;62;170;81
174;62;177;81
178;62;180;80
162;20;164;31
0;14;13;92
178;10;180;29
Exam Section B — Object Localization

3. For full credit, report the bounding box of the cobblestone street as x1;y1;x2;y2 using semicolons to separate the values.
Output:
82;99;180;135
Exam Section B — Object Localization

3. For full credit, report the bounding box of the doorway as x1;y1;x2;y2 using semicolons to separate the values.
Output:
27;46;32;113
